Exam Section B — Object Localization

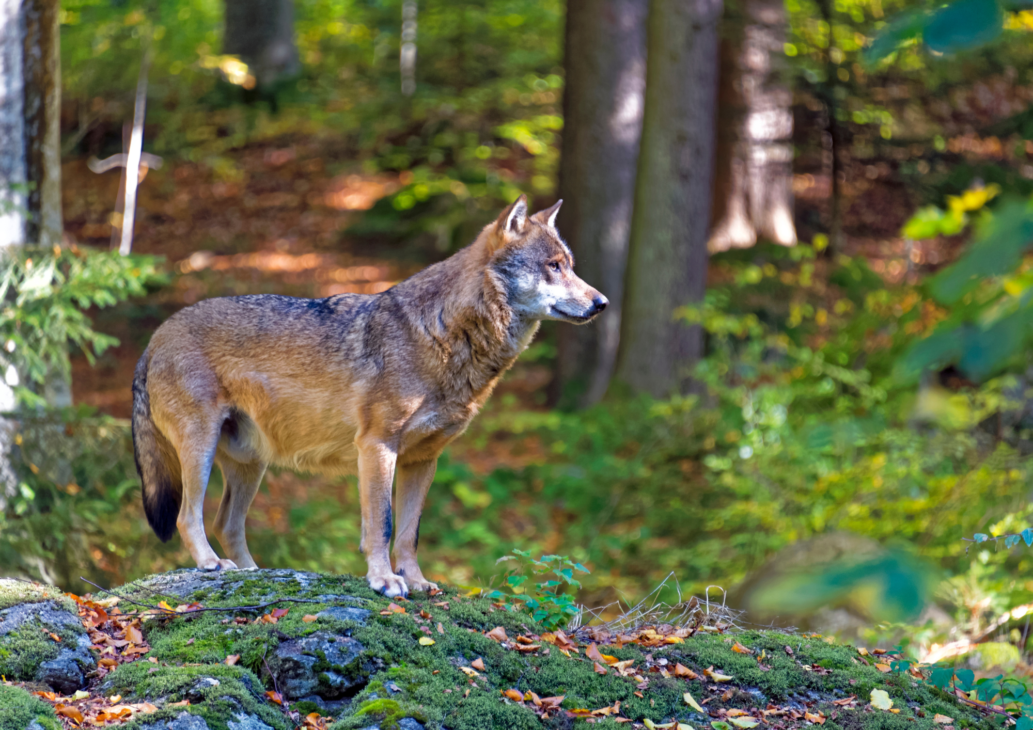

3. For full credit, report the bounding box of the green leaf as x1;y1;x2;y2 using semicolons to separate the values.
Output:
870;689;893;710
929;667;955;689
865;7;929;62
1006;535;1021;549
974;533;989;542
955;669;976;691
924;0;1003;54
1022;528;1033;546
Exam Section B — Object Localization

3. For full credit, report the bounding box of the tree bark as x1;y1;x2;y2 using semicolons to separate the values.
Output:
613;0;722;398
709;0;796;251
553;0;648;409
223;0;299;89
0;0;62;248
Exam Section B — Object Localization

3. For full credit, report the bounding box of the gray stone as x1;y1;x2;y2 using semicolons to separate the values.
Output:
28;722;46;730
227;713;275;730
398;720;425;730
129;568;325;601
268;631;365;700
0;600;81;635
36;650;85;694
317;605;370;625
137;713;211;730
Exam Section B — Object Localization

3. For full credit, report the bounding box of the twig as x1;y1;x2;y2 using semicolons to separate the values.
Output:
79;578;342;616
262;650;281;697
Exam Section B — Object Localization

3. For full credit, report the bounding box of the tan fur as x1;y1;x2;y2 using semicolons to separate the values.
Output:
132;197;606;596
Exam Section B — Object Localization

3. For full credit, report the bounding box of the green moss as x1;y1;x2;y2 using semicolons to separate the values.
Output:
0;580;74;613
0;685;61;730
0;622;78;680
105;661;289;730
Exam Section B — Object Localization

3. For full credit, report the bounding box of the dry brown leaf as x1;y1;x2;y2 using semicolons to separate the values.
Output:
503;689;523;702
55;705;84;725
594;662;608;675
933;715;953;724
225;654;240;666
471;658;485;671
674;663;698;679
302;615;318;623
732;642;753;654
486;626;509;642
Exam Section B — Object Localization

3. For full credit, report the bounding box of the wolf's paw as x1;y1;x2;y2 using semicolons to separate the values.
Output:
368;571;409;598
406;578;439;594
199;558;239;571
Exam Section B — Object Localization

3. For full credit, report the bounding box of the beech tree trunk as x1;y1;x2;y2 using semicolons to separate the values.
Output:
709;0;796;251
553;0;648;409
0;0;62;248
223;0;299;89
614;0;722;398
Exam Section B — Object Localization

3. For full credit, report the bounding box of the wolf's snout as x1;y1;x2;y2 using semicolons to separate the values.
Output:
589;294;608;315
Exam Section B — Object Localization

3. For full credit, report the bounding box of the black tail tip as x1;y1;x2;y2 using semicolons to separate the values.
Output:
143;477;179;543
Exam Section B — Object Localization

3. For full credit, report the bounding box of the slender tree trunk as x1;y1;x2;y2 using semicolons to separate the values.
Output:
0;0;63;503
614;0;722;397
223;0;299;89
817;0;843;254
553;0;648;409
709;0;795;250
0;0;61;248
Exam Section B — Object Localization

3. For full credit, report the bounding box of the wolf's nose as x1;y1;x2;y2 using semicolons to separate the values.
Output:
591;294;608;314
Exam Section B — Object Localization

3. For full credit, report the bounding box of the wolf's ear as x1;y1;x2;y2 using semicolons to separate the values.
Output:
531;199;562;229
497;194;528;236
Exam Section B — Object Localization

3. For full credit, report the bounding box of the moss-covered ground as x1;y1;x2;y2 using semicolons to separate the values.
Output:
0;570;1012;729
0;684;61;730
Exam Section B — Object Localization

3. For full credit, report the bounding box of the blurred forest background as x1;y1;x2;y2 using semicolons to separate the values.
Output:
4;0;1033;687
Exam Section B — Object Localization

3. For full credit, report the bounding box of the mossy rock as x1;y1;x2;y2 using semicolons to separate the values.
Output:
0;569;1010;729
0;585;95;692
0;684;61;730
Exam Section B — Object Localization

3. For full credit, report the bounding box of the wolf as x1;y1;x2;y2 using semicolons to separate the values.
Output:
131;196;607;597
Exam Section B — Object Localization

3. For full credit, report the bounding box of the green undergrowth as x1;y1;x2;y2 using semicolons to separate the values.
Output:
95;570;1008;729
0;685;61;730
0;621;82;681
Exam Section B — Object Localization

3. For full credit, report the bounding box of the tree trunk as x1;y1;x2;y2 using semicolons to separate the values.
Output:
223;0;299;89
709;0;795;251
613;0;722;398
553;0;648;409
0;0;62;248
0;0;63;503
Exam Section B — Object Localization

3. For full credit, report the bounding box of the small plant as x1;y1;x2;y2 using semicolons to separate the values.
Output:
888;648;1033;729
485;549;589;631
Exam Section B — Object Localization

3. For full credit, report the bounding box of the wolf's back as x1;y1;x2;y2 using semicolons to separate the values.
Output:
132;350;181;542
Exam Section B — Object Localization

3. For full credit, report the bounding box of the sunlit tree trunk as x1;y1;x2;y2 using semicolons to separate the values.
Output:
223;0;299;89
709;0;796;250
553;0;647;408
614;0;722;397
0;0;62;248
0;0;64;502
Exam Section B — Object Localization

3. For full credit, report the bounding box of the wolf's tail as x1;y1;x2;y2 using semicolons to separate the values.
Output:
132;351;181;542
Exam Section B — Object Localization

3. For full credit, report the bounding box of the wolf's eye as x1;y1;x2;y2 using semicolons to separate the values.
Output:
548;261;561;272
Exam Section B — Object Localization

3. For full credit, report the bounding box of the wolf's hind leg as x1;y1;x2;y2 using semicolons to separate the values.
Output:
213;458;266;569
357;439;407;597
393;459;438;593
174;421;238;571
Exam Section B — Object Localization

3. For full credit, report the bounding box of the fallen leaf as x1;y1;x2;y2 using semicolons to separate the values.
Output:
729;718;760;728
933;715;953;724
55;705;84;724
503;689;523;702
875;663;892;673
595;662;608;675
271;608;289;619
705;667;733;682
264;690;284;706
804;711;826;725
731;642;753;654
832;695;856;706
71;690;89;701
225;654;240;666
437;622;444;634
784;645;794;656
471;658;485;671
302;615;318;623
857;647;869;656
486;626;508;642
169;699;191;707
870;689;893;711
459;666;481;678
125;625;144;644
513;644;540;652
674;663;698;679
419;637;435;646
684;692;705;713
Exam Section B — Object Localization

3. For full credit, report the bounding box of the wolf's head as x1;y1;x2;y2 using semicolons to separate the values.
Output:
485;195;608;325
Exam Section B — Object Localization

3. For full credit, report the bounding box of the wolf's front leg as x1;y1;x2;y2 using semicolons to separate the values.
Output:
357;439;408;597
393;459;439;593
